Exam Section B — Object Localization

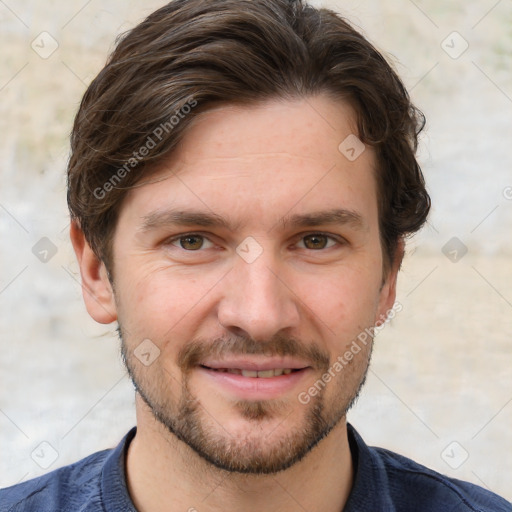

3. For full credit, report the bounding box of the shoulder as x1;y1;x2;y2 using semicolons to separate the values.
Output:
346;424;511;512
0;449;110;512
373;445;511;512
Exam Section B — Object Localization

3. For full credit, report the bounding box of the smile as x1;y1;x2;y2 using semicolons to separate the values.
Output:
197;361;311;400
200;366;299;378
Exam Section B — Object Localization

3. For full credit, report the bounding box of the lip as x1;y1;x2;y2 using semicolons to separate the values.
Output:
197;363;312;400
199;356;310;372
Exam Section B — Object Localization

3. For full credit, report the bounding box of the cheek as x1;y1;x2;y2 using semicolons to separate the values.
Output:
115;262;223;343
296;264;383;344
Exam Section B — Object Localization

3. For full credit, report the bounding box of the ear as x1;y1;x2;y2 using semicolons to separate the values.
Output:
374;239;404;326
69;220;117;324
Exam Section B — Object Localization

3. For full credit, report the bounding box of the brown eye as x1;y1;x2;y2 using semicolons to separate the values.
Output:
302;234;330;250
168;233;215;252
179;235;205;250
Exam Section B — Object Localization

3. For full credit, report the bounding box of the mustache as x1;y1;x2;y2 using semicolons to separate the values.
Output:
177;333;330;372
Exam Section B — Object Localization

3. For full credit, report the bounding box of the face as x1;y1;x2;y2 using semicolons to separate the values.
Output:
87;95;399;474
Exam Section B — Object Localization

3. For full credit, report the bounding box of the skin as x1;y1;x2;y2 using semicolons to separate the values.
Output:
71;95;402;512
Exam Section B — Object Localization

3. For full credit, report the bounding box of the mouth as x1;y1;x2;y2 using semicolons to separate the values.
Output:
196;358;312;399
200;366;302;378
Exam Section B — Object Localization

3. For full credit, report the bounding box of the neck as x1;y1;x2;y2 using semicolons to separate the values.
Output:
126;396;354;512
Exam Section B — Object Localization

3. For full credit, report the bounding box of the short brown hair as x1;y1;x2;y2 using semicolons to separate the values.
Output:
67;0;430;274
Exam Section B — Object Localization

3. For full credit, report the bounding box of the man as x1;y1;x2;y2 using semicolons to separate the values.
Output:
1;0;510;510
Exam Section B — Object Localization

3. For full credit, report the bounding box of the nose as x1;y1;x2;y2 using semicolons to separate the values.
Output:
217;252;300;341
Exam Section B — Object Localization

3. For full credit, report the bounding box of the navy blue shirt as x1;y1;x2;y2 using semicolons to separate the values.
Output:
1;424;510;511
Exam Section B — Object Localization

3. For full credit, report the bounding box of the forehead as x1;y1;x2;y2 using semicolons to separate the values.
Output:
120;95;378;232
169;95;362;166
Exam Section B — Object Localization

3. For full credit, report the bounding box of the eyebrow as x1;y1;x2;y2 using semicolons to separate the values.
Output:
279;208;365;231
140;209;236;232
139;207;365;233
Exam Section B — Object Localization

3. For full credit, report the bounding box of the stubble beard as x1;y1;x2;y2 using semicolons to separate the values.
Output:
119;327;372;475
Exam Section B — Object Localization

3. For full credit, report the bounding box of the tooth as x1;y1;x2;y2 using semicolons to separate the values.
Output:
241;369;258;377
274;369;284;376
257;369;275;378
227;368;239;374
283;369;292;375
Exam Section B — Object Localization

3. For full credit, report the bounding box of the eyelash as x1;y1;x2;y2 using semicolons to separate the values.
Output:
167;233;215;250
165;232;345;251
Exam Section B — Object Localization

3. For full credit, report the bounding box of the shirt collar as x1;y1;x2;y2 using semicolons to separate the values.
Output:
344;422;395;511
100;423;391;511
101;426;138;512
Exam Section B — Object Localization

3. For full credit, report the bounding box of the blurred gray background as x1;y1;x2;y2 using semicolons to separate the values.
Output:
0;0;511;501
